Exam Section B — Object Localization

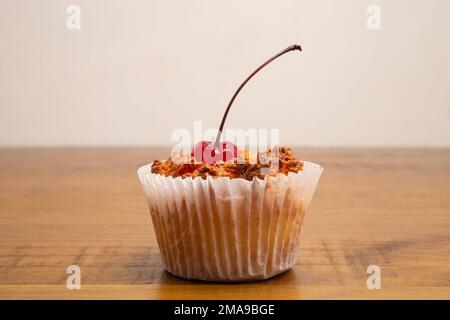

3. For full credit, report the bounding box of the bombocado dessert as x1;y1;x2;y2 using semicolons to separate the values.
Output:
138;44;323;281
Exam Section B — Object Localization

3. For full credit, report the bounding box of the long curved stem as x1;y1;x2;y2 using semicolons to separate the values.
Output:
214;44;302;148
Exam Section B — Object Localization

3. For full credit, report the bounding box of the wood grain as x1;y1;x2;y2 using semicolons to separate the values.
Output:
0;147;449;299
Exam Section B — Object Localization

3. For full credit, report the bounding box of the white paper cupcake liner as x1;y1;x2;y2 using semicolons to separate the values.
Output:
137;161;323;281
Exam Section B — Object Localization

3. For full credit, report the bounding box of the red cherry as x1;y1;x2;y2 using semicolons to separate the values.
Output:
192;140;216;163
191;140;238;164
192;141;211;163
221;141;238;162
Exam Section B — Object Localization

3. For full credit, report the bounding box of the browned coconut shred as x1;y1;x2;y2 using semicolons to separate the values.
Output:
151;147;303;181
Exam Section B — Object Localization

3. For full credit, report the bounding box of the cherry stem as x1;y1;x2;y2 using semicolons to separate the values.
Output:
213;44;302;149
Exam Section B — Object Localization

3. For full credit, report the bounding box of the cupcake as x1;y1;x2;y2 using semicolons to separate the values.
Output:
138;147;322;281
137;44;323;281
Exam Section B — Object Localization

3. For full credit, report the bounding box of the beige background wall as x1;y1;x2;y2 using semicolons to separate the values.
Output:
0;0;449;147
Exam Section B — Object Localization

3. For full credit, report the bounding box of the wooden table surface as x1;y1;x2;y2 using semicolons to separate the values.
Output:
0;147;449;299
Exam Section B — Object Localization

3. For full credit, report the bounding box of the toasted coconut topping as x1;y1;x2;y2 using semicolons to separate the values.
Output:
151;147;303;181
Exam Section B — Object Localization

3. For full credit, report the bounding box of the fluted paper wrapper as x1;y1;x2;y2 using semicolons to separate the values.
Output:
137;161;323;281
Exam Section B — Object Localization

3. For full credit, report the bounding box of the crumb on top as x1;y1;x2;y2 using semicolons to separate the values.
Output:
151;147;303;181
